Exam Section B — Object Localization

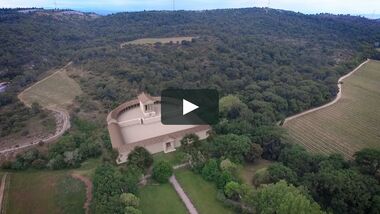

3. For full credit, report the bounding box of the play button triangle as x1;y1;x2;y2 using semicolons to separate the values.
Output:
183;99;199;115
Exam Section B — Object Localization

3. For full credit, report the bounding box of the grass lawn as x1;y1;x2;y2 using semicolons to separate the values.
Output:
4;170;85;214
139;182;187;214
55;175;86;214
238;159;273;186
284;60;380;158
175;169;234;214
153;151;187;166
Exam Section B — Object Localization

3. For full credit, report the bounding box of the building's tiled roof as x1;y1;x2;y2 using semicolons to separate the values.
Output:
138;92;155;104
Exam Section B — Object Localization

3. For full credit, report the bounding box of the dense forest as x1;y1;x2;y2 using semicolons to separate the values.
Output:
1;8;380;214
1;8;380;130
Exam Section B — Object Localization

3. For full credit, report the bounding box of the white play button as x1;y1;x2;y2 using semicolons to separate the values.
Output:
183;99;199;115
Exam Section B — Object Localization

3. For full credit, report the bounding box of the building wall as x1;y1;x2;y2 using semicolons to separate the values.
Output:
144;129;209;154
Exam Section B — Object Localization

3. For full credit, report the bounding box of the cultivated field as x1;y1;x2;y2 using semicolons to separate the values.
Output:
284;60;380;158
18;66;82;108
121;36;194;47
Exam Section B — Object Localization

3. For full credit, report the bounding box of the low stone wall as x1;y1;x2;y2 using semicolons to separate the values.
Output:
118;118;141;127
143;115;161;125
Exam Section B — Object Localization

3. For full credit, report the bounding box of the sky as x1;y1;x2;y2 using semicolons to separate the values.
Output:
0;0;379;18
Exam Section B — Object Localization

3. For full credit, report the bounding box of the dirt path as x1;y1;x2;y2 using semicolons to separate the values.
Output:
282;59;370;126
0;173;8;213
71;173;92;214
169;175;198;214
0;63;73;154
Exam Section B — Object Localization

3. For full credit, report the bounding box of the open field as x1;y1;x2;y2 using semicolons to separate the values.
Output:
284;60;380;158
238;159;273;186
1;159;98;214
4;171;86;214
121;36;194;46
139;182;188;214
175;169;234;214
18;66;82;108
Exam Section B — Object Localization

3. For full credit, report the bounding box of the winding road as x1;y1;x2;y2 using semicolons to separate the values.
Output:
282;59;370;126
0;62;74;154
0;107;70;154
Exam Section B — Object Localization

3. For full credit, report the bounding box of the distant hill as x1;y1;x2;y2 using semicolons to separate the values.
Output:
1;7;380;124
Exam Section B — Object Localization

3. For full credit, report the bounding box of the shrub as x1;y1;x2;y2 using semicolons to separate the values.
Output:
127;147;153;171
224;181;241;200
252;168;270;187
124;206;142;214
220;159;238;173
31;159;47;169
188;151;207;173
216;171;234;189
201;159;220;181
267;163;297;184
152;161;172;183
120;193;139;207
79;142;102;159
47;154;66;170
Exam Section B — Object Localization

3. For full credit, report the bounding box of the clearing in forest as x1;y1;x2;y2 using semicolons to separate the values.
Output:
121;36;194;47
18;65;82;108
284;60;380;158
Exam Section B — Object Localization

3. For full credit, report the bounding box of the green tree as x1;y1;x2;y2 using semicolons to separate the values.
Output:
304;169;380;214
152;161;173;183
201;159;220;181
30;102;41;114
93;164;124;214
127;147;153;172
354;148;380;175
279;144;321;176
246;180;324;214
180;133;200;153
216;171;235;189
245;143;263;163
208;134;251;163
252;126;285;160
267;163;297;184
224;181;241;200
121;165;142;194
219;95;248;119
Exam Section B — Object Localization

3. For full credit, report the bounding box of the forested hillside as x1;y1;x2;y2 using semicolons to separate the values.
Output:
1;7;380;133
2;8;380;214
